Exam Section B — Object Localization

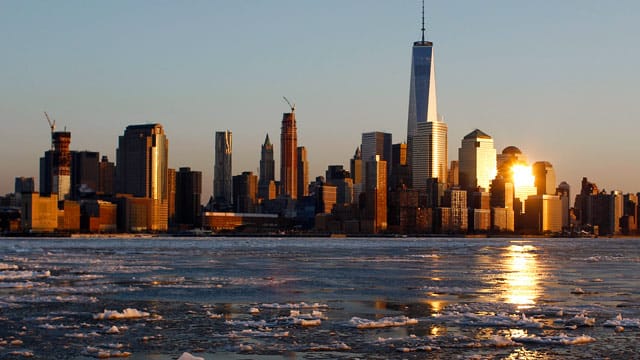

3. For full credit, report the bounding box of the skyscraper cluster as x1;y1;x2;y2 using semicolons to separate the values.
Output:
2;6;638;237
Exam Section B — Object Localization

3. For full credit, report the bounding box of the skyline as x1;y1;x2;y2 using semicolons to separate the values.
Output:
2;1;639;197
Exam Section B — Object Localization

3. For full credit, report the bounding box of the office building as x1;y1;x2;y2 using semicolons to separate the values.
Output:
458;129;497;191
71;151;99;199
533;161;557;196
258;134;275;200
412;121;448;190
214;130;233;208
362;155;387;233
297;146;309;199
233;171;258;213
115;124;169;231
391;143;410;191
280;110;298;199
175;167;202;227
407;11;447;187
98;156;115;195
167;168;176;225
350;147;362;185
361;132;392;189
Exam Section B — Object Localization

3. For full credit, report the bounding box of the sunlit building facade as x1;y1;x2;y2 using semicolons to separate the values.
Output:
458;129;496;192
532;161;556;196
412;121;448;190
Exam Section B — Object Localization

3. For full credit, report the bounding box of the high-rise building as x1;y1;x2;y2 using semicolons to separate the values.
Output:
98;156;115;196
407;9;447;185
391;143;410;191
350;147;362;185
412;121;448;189
458;129;497;192
214;130;233;208
71;151;99;199
280;110;298;199
496;146;528;182
40;131;72;201
167;168;176;226
115;124;169;231
532;161;556;196
361;132;392;189
297;146;309;199
233;171;258;213
258;134;275;200
15;177;35;194
363;155;388;233
175;167;202;227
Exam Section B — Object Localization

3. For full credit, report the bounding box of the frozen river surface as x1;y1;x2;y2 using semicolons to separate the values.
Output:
1;237;640;359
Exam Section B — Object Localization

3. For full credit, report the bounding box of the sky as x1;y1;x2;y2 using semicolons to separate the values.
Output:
1;0;639;198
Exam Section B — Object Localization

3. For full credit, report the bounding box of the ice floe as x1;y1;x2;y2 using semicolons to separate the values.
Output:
0;270;50;280
511;333;596;345
177;353;204;360
603;313;640;327
93;308;151;320
83;345;131;358
260;302;328;310
434;311;544;328
349;315;418;329
0;263;19;270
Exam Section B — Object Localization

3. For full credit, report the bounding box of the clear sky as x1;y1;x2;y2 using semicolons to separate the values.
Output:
1;0;639;198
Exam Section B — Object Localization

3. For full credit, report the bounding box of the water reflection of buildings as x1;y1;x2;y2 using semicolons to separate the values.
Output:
503;244;540;309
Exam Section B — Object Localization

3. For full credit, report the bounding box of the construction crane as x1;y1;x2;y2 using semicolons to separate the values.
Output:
44;111;55;150
282;96;295;112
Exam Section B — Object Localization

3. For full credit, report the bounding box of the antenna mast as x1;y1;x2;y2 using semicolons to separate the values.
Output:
421;0;425;43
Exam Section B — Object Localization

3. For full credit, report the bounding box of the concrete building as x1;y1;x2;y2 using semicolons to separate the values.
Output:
391;143;411;191
522;195;563;234
21;193;58;232
361;132;392;189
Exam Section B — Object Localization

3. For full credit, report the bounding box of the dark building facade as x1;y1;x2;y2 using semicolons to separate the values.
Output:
175;167;202;227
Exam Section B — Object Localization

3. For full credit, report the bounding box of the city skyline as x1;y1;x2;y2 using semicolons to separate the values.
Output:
1;1;639;197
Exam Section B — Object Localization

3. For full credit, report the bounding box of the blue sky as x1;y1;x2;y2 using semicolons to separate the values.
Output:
1;1;639;197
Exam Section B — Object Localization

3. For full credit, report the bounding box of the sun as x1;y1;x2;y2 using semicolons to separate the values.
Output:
511;164;534;188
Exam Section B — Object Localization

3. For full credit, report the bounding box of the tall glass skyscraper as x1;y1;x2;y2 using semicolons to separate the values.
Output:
458;129;497;192
280;111;298;199
408;9;448;189
214;130;233;208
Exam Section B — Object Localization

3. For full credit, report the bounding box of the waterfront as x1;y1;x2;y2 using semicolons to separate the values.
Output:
0;237;639;359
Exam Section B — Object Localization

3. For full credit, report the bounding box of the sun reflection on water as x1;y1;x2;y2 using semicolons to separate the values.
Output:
503;244;540;309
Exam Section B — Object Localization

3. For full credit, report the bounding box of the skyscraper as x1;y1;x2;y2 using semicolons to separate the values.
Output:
40;131;72;201
361;132;392;189
458;129;497;192
407;5;448;189
116;124;168;200
214;130;232;208
532;161;557;196
363;155;388;233
280;110;298;199
98;156;115;196
258;134;276;201
115;124;169;231
71;151;99;199
175;167;202;227
412;121;448;190
297;146;309;199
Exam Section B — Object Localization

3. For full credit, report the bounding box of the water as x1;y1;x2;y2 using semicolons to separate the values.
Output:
1;237;639;359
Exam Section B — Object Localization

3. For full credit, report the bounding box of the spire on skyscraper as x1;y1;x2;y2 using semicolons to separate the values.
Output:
421;0;425;43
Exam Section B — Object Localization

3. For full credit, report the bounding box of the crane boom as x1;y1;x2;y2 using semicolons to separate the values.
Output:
44;111;55;132
282;96;295;112
44;111;56;150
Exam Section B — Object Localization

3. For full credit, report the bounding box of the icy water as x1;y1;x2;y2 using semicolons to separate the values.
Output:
1;237;640;359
